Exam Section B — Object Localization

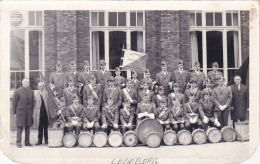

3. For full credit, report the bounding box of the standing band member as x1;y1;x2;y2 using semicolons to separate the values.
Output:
190;62;205;90
120;101;135;135
95;60;111;91
114;67;126;89
184;78;201;103
63;77;81;106
201;78;213;99
131;70;140;91
136;94;156;124
156;61;172;95
138;80;154;103
170;98;185;132
153;86;168;108
168;83;185;108
49;62;66;98
78;60;94;87
172;60;190;94
156;99;171;130
122;78;138;110
207;62;223;88
143;69;156;91
65;60;79;86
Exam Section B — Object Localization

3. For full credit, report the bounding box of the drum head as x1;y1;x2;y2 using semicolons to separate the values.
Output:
163;130;177;146
192;129;207;144
178;130;192;145
78;132;93;148
145;132;161;148
93;132;107;148
62;133;77;148
136;119;164;144
123;131;138;147
221;126;236;142
108;132;123;147
208;128;222;143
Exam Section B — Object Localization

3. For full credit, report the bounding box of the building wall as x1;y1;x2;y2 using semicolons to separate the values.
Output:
240;11;249;62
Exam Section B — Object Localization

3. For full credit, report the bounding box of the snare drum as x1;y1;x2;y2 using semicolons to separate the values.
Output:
221;126;236;142
177;130;192;145
48;128;64;148
93;131;107;147
123;131;138;147
145;132;161;148
234;121;249;141
78;132;93;148
62;132;77;148
163;130;177;146
192;129;207;144
108;131;123;147
206;127;222;143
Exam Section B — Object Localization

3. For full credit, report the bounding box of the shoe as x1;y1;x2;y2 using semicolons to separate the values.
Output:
25;143;33;146
16;143;22;148
45;141;48;145
35;141;42;146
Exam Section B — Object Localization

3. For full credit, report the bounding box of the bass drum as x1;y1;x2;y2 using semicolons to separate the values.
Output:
163;130;177;146
93;131;107;148
177;130;192;145
192;129;207;144
78;132;93;148
221;126;236;142
62;132;77;148
206;127;222;143
108;131;123;147
123;131;138;147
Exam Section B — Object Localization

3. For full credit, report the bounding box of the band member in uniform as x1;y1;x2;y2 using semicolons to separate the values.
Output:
143;69;156;91
153;86;168;108
155;99;171;130
183;93;203;131
201;78;213;98
52;97;68;129
189;62;205;90
114;67;126;89
82;96;101;133
101;98;119;134
122;78;138;110
198;91;221;131
66;94;84;136
63;77;82;106
95;60;111;91
212;76;233;127
136;94;156;124
138;80;154;103
49;62;66;98
120;100;135;135
155;61;172;95
168;83;185;108
207;62;223;88
65;60;79;86
131;70;140;91
102;76;122;109
170;98;185;132
82;74;102;107
171;60;190;94
78;60;94;86
184;78;201;103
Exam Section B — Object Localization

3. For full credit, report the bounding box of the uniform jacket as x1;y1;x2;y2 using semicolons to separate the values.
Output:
170;105;186;121
138;90;154;103
155;106;171;121
78;71;95;85
212;85;233;111
82;105;100;123
54;104;67;124
131;78;141;91
190;71;206;90
12;87;34;127
49;71;66;97
120;107;135;125
156;71;172;95
184;88;201;103
201;88;213;99
63;86;81;106
207;71;223;88
82;84;102;106
198;99;216;119
115;76;126;89
122;88;138;105
65;71;79;85
95;70;111;90
102;105;119;126
136;102;156;114
33;90;49;128
172;69;190;93
167;92;185;108
142;78;156;90
183;102;200;119
102;86;122;107
153;94;168;108
66;104;84;122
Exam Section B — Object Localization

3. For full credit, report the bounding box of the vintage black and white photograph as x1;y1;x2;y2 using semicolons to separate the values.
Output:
0;1;259;164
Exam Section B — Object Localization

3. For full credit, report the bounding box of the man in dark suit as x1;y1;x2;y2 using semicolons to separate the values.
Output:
12;78;34;148
230;75;249;123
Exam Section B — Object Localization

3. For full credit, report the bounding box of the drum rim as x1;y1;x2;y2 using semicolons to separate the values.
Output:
79;132;94;138
192;129;206;136
145;132;161;147
163;130;177;145
123;131;138;147
164;130;177;135
221;126;236;141
206;127;219;136
62;132;77;147
177;129;191;138
108;131;123;138
123;130;137;137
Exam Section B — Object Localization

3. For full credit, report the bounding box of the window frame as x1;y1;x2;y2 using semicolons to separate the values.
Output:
28;11;44;27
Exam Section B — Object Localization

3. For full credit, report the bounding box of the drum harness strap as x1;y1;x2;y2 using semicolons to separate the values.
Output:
173;105;181;117
157;95;162;100
159;107;168;118
88;84;98;99
123;88;133;103
65;88;75;97
187;103;196;116
70;106;78;117
106;106;114;118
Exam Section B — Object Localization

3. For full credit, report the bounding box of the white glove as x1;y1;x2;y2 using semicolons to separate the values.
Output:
123;123;128;127
127;123;132;127
87;122;93;128
159;120;164;124
214;119;221;127
219;105;224;111
138;113;144;119
65;123;68;127
190;118;195;124
203;116;209;124
113;124;119;129
58;110;61;115
102;124;107;129
148;113;155;119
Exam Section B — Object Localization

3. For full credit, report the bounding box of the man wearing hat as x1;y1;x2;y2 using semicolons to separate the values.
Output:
142;69;156;91
153;86;168;108
131;70;141;91
122;78;138;110
52;97;68;129
168;83;185;108
171;60;190;94
170;98;185;132
155;61;172;95
120;100;135;135
102;76;122;109
190;62;205;90
95;60;111;91
136;94;156;124
138;80;154;103
208;62;223;88
184;78;201;103
63;77;81;106
49;61;66;98
78;60;94;86
82;74;102;107
114;67;126;89
65;60;79;86
155;98;171;130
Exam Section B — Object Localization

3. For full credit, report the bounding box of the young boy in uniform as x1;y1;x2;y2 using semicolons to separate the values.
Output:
170;98;186;132
190;62;205;90
120;100;135;135
114;67;126;89
184;78;201;103
95;60;111;91
207;62;223;88
138;80;154;103
65;60;79;86
78;60;94;87
53;97;67;129
131;70;140;91
122;78;138;110
168;83;185;108
155;61;172;95
153;86;168;108
155;99;171;131
136;94;156;124
63;77;81;106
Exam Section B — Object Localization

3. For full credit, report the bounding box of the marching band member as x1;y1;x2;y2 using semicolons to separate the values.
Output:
155;61;172;95
184;78;201;103
201;78;213;99
66;94;84;136
136;94;156;124
63;77;82;106
65;60;79;86
82;74;102;107
114;67;126;89
120;100;135;135
49;62;66;98
95;60;111;91
78;60;94;86
168;83;185;108
101;98;119;134
153;86;168;108
143;69;156;91
212;76;232;127
52;97;68;129
138;80;154;103
189;62;205;90
198;91;221;131
82;96;101;133
131;70;141;91
207;62;223;88
170;98;185;132
171;60;190;94
155;99;171;131
122;78;138;110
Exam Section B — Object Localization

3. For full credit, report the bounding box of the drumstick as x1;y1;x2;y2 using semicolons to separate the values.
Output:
233;128;244;142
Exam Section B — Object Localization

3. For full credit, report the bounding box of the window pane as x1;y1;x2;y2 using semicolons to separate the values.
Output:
29;11;35;26
92;31;105;70
196;13;202;26
118;12;126;26
131;31;144;51
99;12;105;26
10;30;25;70
36;11;42;26
233;13;238;26
130;12;136;26
137;12;143;26
227;31;239;68
10;72;24;91
206;13;213;26
189;13;195;26
29;31;42;70
226;13;232;26
109;12;117;26
190;31;203;68
215;13;222;26
29;72;41;90
91;12;98;26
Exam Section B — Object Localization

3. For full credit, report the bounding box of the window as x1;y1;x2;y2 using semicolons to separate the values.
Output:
91;11;105;26
28;11;43;26
108;12;126;27
190;11;202;26
226;11;239;26
130;11;144;26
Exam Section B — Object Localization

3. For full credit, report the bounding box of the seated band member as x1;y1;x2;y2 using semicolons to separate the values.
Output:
199;91;221;131
168;83;185;108
65;60;79;86
170;98;185;133
153;86;168;108
138;80;154;103
63;77;81;106
183;93;203;131
101;98;119;134
156;99;171;131
190;62;205;90
82;96;100;133
207;62;223;88
114;67;126;89
156;61;172;96
66;94;84;136
120;100;135;135
53;97;68;129
184;78;201;103
201;78;213;99
136;94;156;124
95;60;111;91
78;60;94;87
122;78;138;110
131;70;141;91
143;69;156;91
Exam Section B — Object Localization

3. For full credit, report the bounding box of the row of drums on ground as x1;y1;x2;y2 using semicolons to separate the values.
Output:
48;126;238;148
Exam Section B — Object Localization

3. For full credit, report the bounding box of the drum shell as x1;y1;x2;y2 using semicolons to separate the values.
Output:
177;130;192;145
234;121;249;141
48;128;64;148
62;132;77;148
93;131;108;148
163;130;177;146
206;127;222;143
192;129;207;144
78;132;93;148
108;131;123;147
123;131;138;147
221;126;236;142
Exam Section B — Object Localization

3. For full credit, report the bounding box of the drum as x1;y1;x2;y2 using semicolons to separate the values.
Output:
48;128;64;148
192;129;207;144
163;130;177;146
177;130;192;145
206;127;222;143
62;132;77;148
78;132;93;148
221;126;236;142
234;121;249;141
93;131;107;148
136;119;164;148
123;131;138;147
108;131;123;147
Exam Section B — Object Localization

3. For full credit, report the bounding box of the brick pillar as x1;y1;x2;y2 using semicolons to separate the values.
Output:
240;11;249;63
